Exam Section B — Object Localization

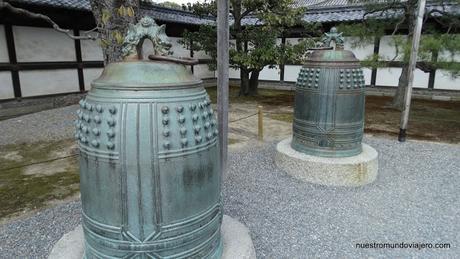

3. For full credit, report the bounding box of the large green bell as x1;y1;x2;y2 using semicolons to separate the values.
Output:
75;17;222;258
291;28;366;157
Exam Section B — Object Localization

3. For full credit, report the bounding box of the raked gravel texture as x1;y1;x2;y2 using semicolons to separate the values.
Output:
0;137;459;258
0;105;79;146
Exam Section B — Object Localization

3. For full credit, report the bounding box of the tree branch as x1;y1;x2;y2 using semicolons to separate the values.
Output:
0;2;98;40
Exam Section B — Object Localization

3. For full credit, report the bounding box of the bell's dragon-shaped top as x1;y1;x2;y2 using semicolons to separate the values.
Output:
121;16;172;60
321;27;345;50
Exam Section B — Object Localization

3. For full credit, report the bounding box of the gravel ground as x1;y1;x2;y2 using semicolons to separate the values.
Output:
0;136;459;258
0;105;78;146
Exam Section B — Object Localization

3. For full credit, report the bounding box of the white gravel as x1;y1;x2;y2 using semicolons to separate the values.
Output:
0;107;459;258
0;105;78;146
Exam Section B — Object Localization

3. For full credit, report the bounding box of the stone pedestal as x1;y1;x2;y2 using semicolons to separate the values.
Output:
276;138;378;187
49;215;256;259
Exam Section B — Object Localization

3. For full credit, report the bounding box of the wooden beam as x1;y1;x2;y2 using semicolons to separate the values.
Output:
190;38;194;74
427;50;438;90
73;29;85;92
399;0;426;142
0;61;104;71
4;24;21;98
280;37;286;82
370;36;380;87
217;0;229;175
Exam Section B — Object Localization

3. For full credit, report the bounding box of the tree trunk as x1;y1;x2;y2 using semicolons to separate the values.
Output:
248;70;260;96
390;0;417;110
239;69;250;96
391;65;409;110
89;0;140;63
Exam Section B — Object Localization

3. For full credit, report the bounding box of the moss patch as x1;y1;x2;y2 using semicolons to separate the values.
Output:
0;139;80;218
268;113;294;123
228;138;240;145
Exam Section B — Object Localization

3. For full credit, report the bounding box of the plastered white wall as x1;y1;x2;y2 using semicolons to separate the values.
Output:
0;25;9;63
84;68;104;91
14;26;75;62
376;68;429;88
379;35;407;61
344;37;374;60
20;69;79;97
259;66;281;81
376;68;401;87
169;37;190;58
362;68;372;85
0;72;14;100
229;68;240;79
285;65;302;82
80;35;104;61
193;64;214;79
434;70;460;90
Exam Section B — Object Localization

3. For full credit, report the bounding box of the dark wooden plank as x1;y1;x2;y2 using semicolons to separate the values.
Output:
4;24;21;98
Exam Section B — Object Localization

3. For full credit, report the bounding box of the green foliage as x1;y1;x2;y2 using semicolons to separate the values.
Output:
154;1;182;10
181;0;317;74
338;0;460;77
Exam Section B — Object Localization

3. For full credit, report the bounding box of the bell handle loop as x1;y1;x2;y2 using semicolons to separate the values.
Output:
320;27;345;50
148;55;199;65
121;17;172;61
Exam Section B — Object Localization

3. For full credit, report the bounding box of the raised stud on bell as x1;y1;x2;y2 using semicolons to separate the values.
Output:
161;106;169;114
178;115;185;124
176;106;184;113
109;106;117;115
91;140;99;148
163;128;170;137
180;127;187;135
94;115;101;124
85;103;93;111
181;138;188;147
96;105;103;113
107;118;116;127
163;141;170;149
92;128;100;136
107;129;115;138
194;125;201;134
107;142;115;150
162;116;169;125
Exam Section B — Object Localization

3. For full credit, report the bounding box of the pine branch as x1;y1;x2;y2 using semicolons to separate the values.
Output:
0;2;98;40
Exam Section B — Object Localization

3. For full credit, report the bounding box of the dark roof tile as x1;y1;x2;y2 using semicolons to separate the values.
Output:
5;0;215;25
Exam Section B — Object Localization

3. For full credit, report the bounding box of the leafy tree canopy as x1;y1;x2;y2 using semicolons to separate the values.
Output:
181;0;320;95
338;0;460;76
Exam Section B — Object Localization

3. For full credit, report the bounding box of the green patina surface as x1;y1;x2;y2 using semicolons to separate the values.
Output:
0;139;79;219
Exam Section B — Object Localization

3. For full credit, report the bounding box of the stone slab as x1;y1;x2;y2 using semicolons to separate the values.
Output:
275;137;378;187
48;215;256;259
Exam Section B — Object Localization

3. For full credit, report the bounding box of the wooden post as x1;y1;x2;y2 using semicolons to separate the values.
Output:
217;0;229;172
370;36;380;87
258;106;263;141
399;0;426;142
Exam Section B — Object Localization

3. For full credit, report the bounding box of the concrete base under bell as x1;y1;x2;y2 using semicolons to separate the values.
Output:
48;215;256;259
275;138;378;187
